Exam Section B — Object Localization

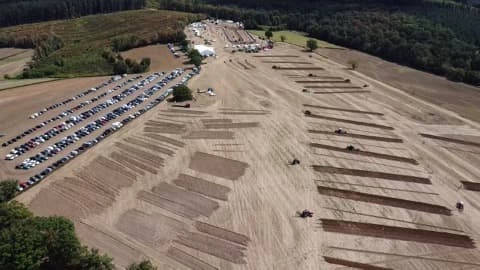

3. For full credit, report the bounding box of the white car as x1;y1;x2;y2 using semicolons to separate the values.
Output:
5;154;17;160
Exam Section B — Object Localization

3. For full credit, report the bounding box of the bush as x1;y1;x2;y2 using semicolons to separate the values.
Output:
127;260;157;270
306;39;318;51
172;85;192;102
113;60;129;74
0;180;17;203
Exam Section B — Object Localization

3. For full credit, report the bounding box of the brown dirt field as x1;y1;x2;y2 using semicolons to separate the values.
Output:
310;143;418;165
253;55;299;57
114;142;164;168
167;247;219;270
124;137;175;156
110;151;158;175
312;165;431;184
317;185;451;215
143;133;186;147
237;61;250;70
146;120;187;129
274;67;325;70
0;49;34;78
9;26;480;270
189;152;248;180
144;126;186;134
121;44;184;71
304;104;384;115
138;191;201;219
203;122;260;129
320;219;476;248
0;48;28;59
306;85;362;89
313;90;371;94
182;130;235;140
263;61;313;64
308;130;403;143
173;174;231;201
195;221;250;246
306;113;394;130
200;118;233;124
323;256;393;270
163;108;208;115
419;133;480;148
152;182;219;217
318;48;480;123
175;231;247;264
115;209;188;249
297;80;349;83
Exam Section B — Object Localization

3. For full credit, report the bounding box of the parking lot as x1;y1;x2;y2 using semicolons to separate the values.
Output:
0;67;199;193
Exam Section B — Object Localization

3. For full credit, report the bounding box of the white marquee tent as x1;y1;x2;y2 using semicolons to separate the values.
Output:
194;45;216;57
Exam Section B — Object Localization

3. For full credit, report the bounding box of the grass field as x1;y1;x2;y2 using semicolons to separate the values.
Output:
0;10;199;78
248;30;341;49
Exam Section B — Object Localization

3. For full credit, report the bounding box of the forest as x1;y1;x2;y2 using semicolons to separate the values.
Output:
158;0;480;85
0;0;146;27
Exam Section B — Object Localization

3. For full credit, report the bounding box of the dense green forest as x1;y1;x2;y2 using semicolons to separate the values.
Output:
0;0;146;27
157;0;480;85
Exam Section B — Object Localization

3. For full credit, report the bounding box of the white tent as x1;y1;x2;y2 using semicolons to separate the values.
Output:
194;45;216;57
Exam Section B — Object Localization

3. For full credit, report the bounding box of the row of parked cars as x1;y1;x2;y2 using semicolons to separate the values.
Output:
4;75;158;160
16;70;178;170
2;76;142;150
16;68;195;193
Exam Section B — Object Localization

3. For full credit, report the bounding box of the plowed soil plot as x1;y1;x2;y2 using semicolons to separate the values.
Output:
297;80;349;83
313;90;371;94
420;133;480;148
173;174;231;201
144;127;186;135
312;165;431;184
253;55;299;58
201;118;233;124
310;143;418;165
138;191;201;219
124;137;175;156
308;130;403;143
143;133;186;147
219;111;269;115
323;256;393;270
462;181;480;191
167;247;219;270
263;61;313;64
306;113;394;130
304;104;383;116
152;182;219;217
115;209;188;249
175;231;247;264
320;219;476;248
110;151;158;174
317;185;451;215
164;109;208;115
237;61;250;69
306;85;362;89
114;142;164;168
244;61;256;69
195;221;250;246
189;152;248;180
274;67;325;70
182;130;235;140
203;122;259;129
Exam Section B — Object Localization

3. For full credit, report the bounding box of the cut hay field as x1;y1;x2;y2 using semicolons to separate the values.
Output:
248;30;341;49
0;10;199;78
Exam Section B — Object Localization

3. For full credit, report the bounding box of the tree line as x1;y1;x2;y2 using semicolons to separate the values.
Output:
158;0;480;85
0;0;146;27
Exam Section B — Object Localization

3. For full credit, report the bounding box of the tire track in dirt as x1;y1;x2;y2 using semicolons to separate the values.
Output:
307;85;363;89
310;143;418;165
312;165;431;184
162;109;208;115
195;221;250;246
306;113;394;130
298;80;350;83
303;104;384;116
308;130;403;143
317;185;451;215
143;133;185;147
167;247;218;270
114;142;164;168
173;174;231;201
253;55;299;58
124;137;175;156
461;181;480;191
323;256;393;270
263;61;313;64
201;118;233;124
313;90;371;94
189;151;249;180
274;67;325;70
320;219;476;248
203;122;260;129
144;127;186;134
